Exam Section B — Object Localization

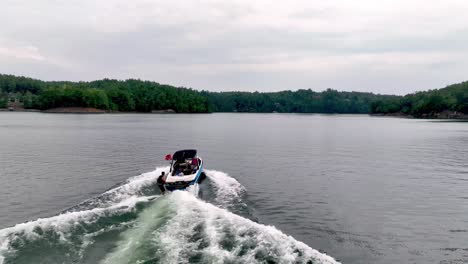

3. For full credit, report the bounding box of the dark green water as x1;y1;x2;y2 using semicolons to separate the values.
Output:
0;113;467;264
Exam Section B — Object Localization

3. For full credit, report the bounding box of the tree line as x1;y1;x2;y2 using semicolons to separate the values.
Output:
370;81;468;117
2;73;466;115
0;74;210;112
208;89;395;113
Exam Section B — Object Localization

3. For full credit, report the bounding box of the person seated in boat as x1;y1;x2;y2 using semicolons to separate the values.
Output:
190;158;198;171
175;168;184;176
184;166;193;175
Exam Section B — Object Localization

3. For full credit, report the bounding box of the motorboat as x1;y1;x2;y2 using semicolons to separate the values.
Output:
163;149;205;191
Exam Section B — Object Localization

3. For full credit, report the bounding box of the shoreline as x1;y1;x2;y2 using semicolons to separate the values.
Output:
371;111;468;120
1;107;467;119
0;107;181;114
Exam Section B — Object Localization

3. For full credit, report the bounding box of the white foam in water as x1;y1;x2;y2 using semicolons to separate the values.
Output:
0;195;159;263
99;166;169;202
99;169;339;264
0;166;168;236
1;167;340;264
204;169;246;207
0;167;168;264
150;192;339;264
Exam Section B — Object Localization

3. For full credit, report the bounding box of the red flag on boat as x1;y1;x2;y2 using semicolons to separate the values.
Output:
165;154;172;160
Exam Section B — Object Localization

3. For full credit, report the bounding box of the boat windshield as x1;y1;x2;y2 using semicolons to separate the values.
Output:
172;149;197;162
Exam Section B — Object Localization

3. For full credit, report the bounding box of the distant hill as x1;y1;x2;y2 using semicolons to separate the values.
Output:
2;73;466;117
208;89;395;113
370;81;468;118
0;74;211;113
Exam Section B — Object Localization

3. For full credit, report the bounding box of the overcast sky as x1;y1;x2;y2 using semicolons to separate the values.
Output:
1;0;467;94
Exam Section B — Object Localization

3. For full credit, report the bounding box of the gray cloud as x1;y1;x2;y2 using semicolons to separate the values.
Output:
0;0;467;94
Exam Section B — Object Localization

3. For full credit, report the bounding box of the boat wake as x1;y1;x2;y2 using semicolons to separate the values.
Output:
0;167;339;264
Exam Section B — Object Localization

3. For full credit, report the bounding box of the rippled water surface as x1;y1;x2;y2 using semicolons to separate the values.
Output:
0;113;467;264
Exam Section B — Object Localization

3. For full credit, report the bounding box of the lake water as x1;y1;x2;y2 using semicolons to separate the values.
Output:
0;113;467;264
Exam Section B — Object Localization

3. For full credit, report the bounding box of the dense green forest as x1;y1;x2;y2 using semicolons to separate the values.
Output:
0;74;210;112
0;95;7;108
370;81;468;117
209;90;394;113
1;74;466;116
0;74;394;113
